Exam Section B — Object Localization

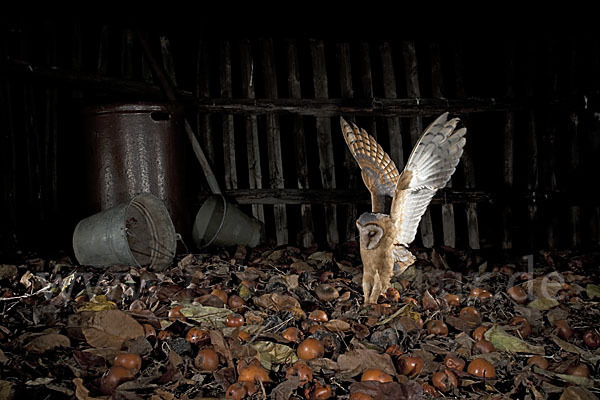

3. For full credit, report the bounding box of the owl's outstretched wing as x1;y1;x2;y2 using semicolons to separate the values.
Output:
340;117;400;213
390;112;467;245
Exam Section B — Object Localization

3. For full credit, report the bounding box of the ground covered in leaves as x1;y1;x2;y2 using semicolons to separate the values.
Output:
1;243;599;399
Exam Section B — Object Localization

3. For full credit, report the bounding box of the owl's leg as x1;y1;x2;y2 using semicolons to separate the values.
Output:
362;269;376;304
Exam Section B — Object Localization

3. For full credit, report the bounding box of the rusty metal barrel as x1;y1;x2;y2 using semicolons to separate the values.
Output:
83;103;189;242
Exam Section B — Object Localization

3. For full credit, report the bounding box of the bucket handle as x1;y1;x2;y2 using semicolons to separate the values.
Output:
202;194;228;248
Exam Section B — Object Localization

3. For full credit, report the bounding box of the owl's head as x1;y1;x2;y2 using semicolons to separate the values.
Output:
356;212;388;250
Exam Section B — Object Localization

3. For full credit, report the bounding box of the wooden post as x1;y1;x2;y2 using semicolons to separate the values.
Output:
430;42;456;248
160;36;177;86
452;41;480;249
44;22;58;218
567;42;581;248
337;42;359;241
71;20;83;98
286;39;315;247
136;31;222;194
358;42;377;138
524;40;539;250
402;41;434;248
502;43;516;249
97;25;109;75
260;38;288;245
0;36;17;252
240;39;266;225
121;30;134;79
219;41;237;190
543;40;560;248
310;39;339;247
196;40;214;165
379;42;404;168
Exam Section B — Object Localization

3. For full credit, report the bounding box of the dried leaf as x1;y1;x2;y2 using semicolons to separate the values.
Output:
181;304;232;328
254;293;305;319
551;336;600;364
0;349;8;364
560;386;599;400
337;347;396;379
554;373;595;388
349;380;425;400
250;341;297;369
24;333;70;354
82;310;144;349
323;319;351;332
270;374;300;400
308;251;333;265
76;295;117;312
290;261;314;273
527;297;559;310
73;378;104;400
485;324;545;354
0;265;17;280
586;284;600;300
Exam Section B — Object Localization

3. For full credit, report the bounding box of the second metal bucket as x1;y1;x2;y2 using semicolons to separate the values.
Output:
73;193;176;270
192;195;262;248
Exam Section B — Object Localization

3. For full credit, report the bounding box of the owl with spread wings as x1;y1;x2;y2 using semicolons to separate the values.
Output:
341;113;467;304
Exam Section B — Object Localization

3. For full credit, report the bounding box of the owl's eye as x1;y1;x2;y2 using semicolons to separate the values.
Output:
368;231;376;237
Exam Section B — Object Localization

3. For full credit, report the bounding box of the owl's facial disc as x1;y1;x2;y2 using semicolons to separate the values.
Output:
356;221;384;250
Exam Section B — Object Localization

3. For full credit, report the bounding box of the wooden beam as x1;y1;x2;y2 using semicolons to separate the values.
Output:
220;40;237;190
311;39;339;247
380;42;404;168
287;39;315;247
403;41;434;248
525;40;539;250
209;189;493;205
502;43;516;250
358;42;377;138
453;41;480;250
337;42;359;241
430;42;456;248
196;40;215;165
240;39;265;225
261;38;288;245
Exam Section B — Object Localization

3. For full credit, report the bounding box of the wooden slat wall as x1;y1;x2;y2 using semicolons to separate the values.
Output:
3;22;599;254
310;39;339;247
403;41;435;248
240;40;266;226
286;40;315;247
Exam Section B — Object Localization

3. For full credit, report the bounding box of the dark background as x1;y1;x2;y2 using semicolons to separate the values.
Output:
1;14;599;261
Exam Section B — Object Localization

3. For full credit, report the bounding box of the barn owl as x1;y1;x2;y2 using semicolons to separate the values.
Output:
341;113;466;304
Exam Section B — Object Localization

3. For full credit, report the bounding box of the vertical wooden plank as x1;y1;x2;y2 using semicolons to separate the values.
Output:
525;40;539;250
430;42;456;248
402;41;434;248
310;39;339;247
121;29;134;79
160;36;177;86
452;41;480;249
71;20;83;98
196;40;214;165
287;39;315;247
44;21;58;217
567;42;581;248
21;25;42;224
337;42;359;241
543;40;560;248
219;40;237;190
240;39;265;225
97;25;110;75
261;38;288;245
358;42;377;138
502;44;516;249
0;35;17;252
379;42;404;168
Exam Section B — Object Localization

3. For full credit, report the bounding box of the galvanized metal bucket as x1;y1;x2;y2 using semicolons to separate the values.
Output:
192;195;262;248
73;193;176;270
